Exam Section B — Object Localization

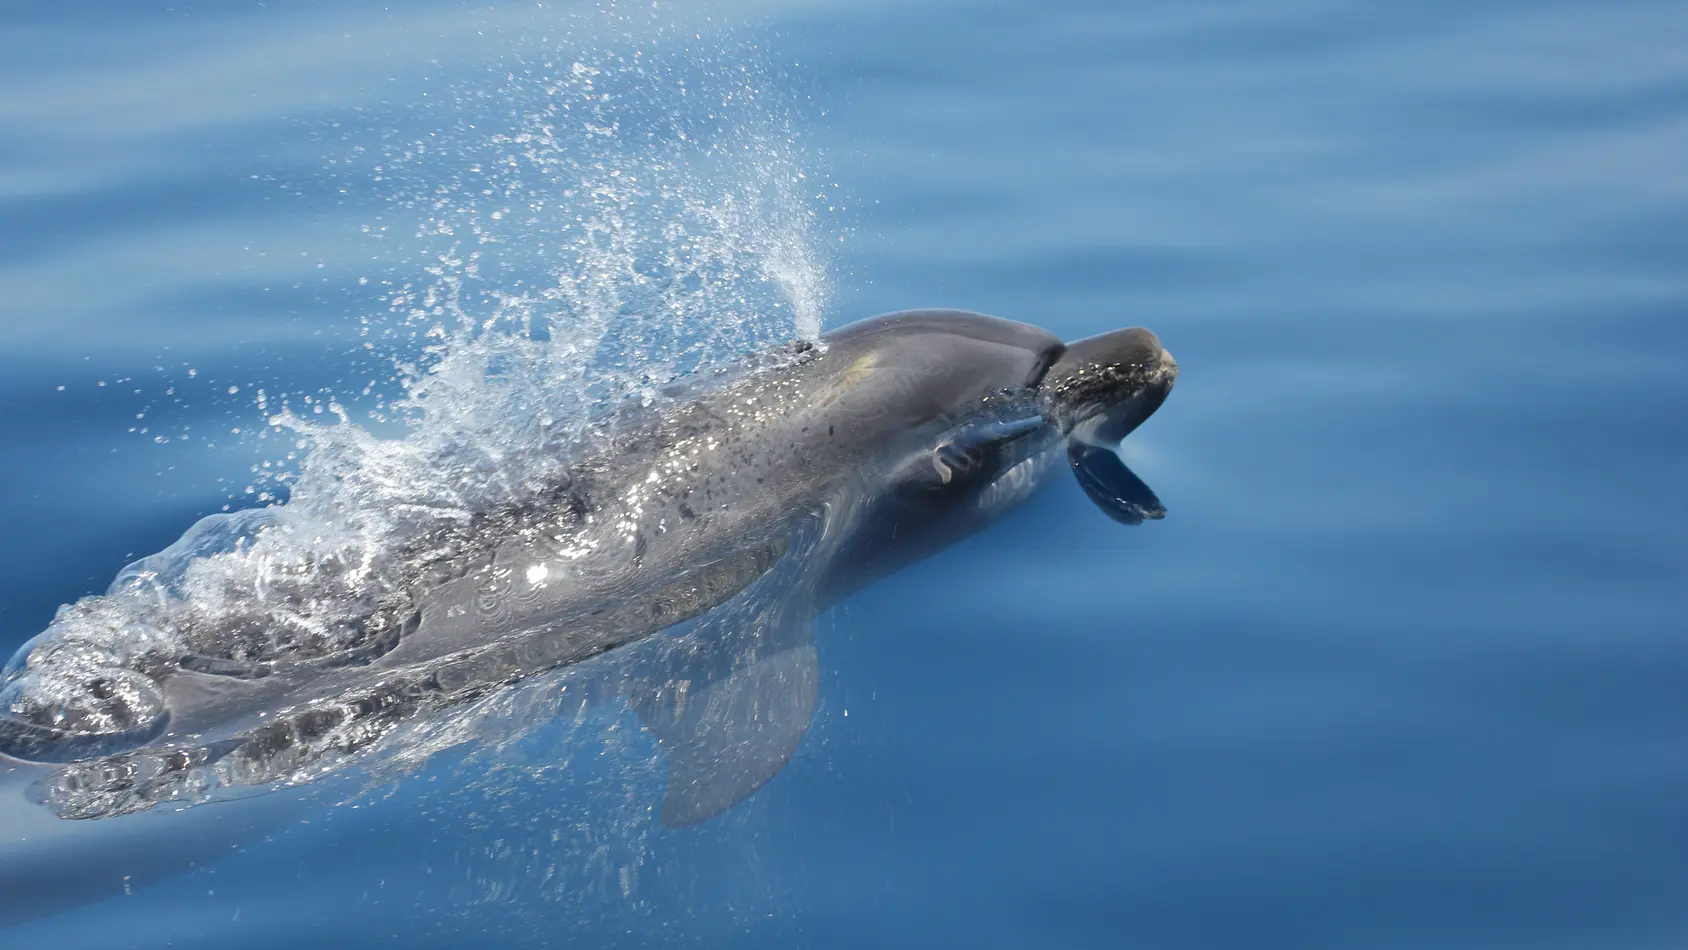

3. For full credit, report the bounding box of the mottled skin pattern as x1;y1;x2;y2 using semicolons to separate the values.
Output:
5;310;1177;819
386;310;1066;668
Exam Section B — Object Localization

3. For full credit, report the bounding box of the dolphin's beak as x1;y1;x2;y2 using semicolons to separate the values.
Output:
1072;347;1176;446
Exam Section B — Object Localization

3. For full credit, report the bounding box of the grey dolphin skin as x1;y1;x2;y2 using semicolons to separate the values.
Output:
0;309;1175;917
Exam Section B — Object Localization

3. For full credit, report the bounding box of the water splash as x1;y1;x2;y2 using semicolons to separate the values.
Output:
280;10;831;518
3;6;831;816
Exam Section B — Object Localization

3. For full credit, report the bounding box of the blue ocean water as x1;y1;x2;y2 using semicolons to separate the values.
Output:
2;0;1686;947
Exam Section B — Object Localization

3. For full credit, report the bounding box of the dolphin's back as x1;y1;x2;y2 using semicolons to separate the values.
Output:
367;312;1055;663
0;310;1071;807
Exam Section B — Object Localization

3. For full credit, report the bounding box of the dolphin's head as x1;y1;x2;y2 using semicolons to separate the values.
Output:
1039;327;1178;444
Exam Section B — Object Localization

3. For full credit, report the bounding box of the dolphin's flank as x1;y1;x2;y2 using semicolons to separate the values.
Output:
0;309;1177;826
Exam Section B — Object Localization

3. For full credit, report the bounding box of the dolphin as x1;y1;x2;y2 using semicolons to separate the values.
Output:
0;309;1177;834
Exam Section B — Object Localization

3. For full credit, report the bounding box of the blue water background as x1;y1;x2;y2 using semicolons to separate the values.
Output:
3;0;1687;946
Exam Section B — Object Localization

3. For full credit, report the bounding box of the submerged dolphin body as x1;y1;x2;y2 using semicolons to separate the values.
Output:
0;310;1177;832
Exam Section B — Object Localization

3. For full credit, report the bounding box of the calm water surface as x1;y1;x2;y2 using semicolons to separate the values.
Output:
2;1;1686;947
